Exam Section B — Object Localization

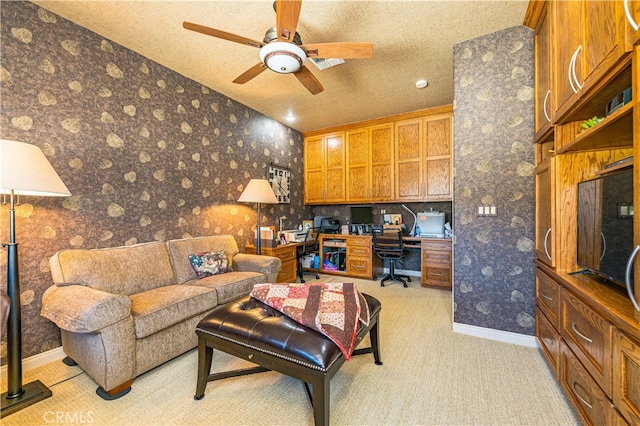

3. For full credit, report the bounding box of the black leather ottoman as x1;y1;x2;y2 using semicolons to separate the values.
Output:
194;293;382;426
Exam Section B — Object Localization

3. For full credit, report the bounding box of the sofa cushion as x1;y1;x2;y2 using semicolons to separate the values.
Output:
130;285;217;339
187;271;265;304
49;241;176;296
167;235;240;285
188;251;231;278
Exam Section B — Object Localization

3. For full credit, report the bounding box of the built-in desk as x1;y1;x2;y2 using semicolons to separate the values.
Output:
302;234;451;288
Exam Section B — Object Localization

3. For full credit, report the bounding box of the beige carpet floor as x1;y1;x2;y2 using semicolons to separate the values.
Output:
2;275;579;425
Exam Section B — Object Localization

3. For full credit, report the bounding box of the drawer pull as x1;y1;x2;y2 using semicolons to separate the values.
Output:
572;382;593;409
571;323;593;343
430;272;444;277
540;291;553;301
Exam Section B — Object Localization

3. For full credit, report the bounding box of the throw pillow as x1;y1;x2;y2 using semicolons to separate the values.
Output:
188;251;231;278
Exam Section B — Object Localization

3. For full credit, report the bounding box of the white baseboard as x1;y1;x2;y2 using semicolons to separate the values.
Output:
453;322;539;348
0;346;66;381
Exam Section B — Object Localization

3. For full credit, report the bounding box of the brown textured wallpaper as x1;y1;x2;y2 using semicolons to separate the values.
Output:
452;26;536;335
0;1;313;363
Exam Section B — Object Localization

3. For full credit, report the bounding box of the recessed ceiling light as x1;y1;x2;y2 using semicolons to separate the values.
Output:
285;114;296;122
415;79;428;89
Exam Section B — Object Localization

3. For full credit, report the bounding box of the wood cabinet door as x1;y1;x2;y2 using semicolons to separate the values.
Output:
324;133;345;203
395;118;423;201
535;141;555;266
534;1;553;138
346;127;370;202
580;0;628;94
613;330;640;425
304;136;325;203
370;124;394;201
626;0;640;46
423;115;451;200
553;0;583;118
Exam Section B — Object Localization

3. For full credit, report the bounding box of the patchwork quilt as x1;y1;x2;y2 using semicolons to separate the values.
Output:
250;282;370;360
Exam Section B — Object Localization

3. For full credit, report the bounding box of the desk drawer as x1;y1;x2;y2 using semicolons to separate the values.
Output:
536;268;560;329
420;240;451;252
348;245;371;257
422;251;451;265
561;290;613;396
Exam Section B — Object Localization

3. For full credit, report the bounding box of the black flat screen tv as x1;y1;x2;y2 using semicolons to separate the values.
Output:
576;167;634;289
350;205;374;225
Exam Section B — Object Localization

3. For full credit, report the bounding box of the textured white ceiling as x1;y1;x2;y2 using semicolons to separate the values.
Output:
32;1;529;132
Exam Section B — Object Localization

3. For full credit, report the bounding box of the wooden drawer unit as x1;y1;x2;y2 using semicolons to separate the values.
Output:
561;340;616;426
347;257;371;278
347;237;371;257
420;239;452;289
561;290;614;396
246;243;297;283
536;306;561;376
536;267;561;329
613;330;640;425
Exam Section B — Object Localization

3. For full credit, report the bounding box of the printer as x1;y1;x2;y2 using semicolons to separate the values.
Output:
416;211;445;238
281;229;308;243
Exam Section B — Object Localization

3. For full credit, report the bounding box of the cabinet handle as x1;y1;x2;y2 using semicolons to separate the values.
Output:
572;382;593;409
571;45;583;90
543;228;552;260
568;47;580;94
624;0;639;31
543;90;551;123
625;245;640;311
540;291;553;302
571;323;593;344
430;272;445;277
600;232;606;262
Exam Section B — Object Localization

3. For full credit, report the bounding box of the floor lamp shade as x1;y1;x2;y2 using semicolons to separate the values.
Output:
238;179;278;255
1;139;70;418
0;139;71;197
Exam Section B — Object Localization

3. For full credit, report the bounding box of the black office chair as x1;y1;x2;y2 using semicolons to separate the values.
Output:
372;226;411;288
297;227;320;283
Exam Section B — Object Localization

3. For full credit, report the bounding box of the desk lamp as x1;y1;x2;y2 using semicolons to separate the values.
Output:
238;179;277;254
0;139;71;417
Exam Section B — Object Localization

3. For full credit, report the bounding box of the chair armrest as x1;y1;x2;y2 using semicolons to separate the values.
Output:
232;253;281;277
41;284;132;333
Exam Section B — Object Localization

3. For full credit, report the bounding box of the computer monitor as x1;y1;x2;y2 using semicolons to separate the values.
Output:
350;205;374;225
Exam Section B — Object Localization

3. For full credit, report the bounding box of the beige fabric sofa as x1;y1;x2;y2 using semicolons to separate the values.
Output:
41;235;281;399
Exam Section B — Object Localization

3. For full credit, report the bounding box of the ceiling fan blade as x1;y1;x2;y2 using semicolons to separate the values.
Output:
183;21;264;48
233;63;268;84
294;65;324;95
276;0;302;42
301;42;374;59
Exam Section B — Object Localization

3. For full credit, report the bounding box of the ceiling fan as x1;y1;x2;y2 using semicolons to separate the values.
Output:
183;0;374;95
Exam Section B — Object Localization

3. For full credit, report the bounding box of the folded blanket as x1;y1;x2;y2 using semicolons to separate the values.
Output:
250;282;369;360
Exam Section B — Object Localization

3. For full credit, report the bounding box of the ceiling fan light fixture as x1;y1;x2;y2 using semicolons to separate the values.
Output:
260;42;307;74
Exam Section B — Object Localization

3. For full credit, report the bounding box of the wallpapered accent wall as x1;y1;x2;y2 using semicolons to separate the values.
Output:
0;2;313;363
452;26;535;335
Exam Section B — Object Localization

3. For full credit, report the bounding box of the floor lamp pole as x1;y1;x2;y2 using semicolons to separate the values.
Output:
1;190;52;418
256;202;262;255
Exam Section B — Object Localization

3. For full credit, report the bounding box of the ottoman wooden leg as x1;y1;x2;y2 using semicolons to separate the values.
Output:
311;377;330;426
369;319;383;365
194;337;213;400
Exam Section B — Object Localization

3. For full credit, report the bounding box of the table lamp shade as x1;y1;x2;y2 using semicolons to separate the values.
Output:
0;139;70;197
237;179;278;204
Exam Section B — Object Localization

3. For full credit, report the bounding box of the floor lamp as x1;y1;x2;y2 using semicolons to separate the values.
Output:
0;139;71;418
238;179;278;255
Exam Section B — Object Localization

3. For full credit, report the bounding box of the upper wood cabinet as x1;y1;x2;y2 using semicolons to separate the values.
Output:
534;139;556;267
553;0;630;121
395;113;452;202
303;132;345;204
345;123;394;203
304;106;452;205
534;1;554;140
626;0;640;46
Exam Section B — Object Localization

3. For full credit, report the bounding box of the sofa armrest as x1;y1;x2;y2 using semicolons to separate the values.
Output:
41;284;132;333
232;253;281;277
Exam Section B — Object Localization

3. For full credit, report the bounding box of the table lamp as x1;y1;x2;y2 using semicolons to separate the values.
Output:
0;139;71;417
238;179;277;254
